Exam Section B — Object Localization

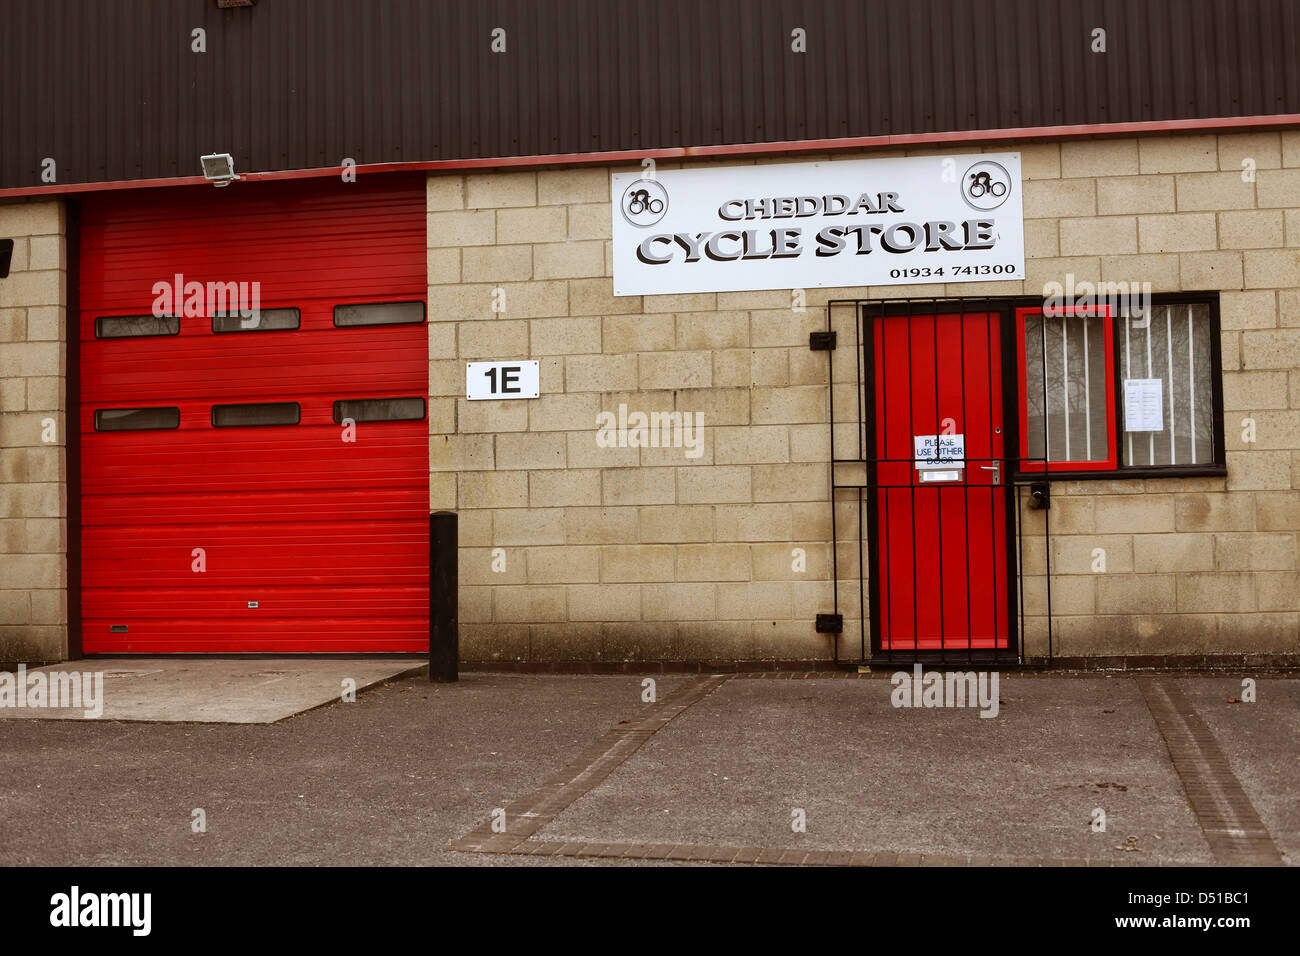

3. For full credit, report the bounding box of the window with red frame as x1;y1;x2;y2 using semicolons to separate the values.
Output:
1016;299;1221;475
1017;304;1116;472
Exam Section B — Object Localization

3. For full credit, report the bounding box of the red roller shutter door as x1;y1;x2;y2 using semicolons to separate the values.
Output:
78;177;429;653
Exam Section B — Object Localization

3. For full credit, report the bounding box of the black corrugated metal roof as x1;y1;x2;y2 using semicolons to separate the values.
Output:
2;0;1297;190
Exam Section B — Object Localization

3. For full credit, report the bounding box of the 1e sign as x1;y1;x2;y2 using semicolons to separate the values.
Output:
466;360;540;400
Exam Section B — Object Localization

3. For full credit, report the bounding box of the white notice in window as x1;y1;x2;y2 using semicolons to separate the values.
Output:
1123;378;1164;432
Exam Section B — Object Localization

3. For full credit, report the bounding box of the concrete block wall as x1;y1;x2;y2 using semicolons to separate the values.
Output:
0;200;67;664
428;165;863;662
430;129;1300;663
1015;131;1300;658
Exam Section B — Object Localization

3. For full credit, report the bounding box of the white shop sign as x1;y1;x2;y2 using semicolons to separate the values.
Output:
611;152;1023;296
465;360;540;400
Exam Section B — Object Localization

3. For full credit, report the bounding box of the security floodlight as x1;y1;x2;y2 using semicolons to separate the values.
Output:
200;153;240;187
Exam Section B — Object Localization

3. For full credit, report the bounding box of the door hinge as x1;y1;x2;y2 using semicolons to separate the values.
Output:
815;613;843;634
809;331;837;351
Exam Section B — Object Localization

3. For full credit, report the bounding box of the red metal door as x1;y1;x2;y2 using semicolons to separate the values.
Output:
872;309;1009;651
78;177;429;653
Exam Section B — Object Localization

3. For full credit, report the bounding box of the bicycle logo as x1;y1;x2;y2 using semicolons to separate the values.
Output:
967;171;1006;198
961;161;1012;211
627;188;663;215
620;179;669;227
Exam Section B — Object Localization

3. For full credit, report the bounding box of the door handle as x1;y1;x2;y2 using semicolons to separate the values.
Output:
978;462;1001;485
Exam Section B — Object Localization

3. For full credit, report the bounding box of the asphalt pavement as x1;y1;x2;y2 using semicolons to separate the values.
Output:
0;670;1294;866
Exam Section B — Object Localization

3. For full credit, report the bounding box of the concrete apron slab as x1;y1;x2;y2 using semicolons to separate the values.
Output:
0;658;426;724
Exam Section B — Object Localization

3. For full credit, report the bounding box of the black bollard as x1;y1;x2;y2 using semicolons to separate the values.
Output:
429;510;458;681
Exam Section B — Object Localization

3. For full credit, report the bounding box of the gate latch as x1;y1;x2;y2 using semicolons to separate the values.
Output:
1029;480;1050;510
979;461;1001;486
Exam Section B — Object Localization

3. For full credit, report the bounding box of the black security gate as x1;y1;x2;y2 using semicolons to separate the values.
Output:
821;297;1053;667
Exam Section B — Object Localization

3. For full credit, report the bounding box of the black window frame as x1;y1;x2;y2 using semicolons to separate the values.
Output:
93;406;182;431
210;401;302;428
332;300;426;328
94;314;181;339
331;397;428;424
211;306;301;334
1013;291;1226;482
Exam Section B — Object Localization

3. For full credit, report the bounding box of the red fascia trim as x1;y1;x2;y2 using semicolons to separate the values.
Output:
3;112;1298;199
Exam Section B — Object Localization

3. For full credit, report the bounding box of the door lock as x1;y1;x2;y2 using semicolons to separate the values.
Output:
979;461;1001;485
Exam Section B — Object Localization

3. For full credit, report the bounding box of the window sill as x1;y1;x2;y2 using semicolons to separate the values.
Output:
1012;465;1227;482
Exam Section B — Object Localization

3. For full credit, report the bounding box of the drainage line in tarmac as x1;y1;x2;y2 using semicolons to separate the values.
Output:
449;674;732;854
1137;677;1283;866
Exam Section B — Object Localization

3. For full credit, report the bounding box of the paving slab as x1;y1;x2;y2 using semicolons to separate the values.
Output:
533;676;1216;864
0;658;425;723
